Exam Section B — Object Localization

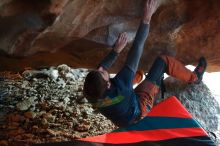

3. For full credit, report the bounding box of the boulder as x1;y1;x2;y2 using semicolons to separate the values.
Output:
158;77;220;133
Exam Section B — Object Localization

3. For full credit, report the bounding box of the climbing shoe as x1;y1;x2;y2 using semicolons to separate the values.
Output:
194;57;207;84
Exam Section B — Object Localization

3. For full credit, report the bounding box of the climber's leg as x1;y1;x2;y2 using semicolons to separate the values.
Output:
135;56;166;117
160;55;198;83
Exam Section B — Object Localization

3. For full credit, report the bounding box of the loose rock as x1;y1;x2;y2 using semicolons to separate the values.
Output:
24;112;36;119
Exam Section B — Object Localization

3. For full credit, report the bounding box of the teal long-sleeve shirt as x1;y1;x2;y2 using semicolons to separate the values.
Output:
97;23;150;127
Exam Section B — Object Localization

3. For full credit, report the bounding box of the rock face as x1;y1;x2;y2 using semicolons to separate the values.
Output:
0;0;220;72
159;77;220;133
157;77;220;145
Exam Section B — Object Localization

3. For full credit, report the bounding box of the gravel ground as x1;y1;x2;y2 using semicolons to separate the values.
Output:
0;65;116;146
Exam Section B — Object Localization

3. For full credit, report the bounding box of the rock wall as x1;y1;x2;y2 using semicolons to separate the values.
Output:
0;0;220;72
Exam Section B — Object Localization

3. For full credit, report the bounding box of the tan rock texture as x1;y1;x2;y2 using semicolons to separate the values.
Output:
0;0;220;72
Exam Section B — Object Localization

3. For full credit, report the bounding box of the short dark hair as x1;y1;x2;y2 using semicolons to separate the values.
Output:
83;70;107;102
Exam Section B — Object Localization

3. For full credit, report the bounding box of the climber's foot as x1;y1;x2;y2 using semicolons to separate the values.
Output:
194;57;207;84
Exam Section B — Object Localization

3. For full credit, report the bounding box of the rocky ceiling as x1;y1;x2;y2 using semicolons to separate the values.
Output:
0;0;220;72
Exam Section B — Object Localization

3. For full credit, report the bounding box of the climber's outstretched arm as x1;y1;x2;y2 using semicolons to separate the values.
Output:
98;32;128;70
124;0;158;73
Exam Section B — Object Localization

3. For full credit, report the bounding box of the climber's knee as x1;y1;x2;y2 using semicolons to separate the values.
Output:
158;55;169;65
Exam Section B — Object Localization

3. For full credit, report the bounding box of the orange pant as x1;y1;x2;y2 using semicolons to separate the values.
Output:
160;55;198;83
135;55;198;118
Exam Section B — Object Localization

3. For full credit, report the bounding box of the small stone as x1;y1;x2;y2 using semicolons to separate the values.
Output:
7;125;18;130
67;122;73;128
35;128;46;134
75;123;91;132
23;133;34;139
29;106;36;112
37;111;47;117
9;122;20;127
55;102;64;108
78;98;88;103
39;102;48;110
7;114;25;123
24;112;36;119
14;135;22;140
21;81;29;88
16;97;36;111
71;119;78;127
47;129;60;136
7;128;25;137
49;137;63;143
78;86;83;92
32;125;39;130
72;135;81;139
63;97;70;104
41;118;48;125
65;112;70;116
32;78;38;82
42;113;56;123
66;107;73;113
49;68;59;80
57;64;71;74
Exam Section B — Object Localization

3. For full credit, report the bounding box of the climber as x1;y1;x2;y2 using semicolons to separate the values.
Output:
83;0;207;127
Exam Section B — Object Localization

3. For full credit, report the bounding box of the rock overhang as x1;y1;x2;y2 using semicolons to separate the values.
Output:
0;0;220;72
